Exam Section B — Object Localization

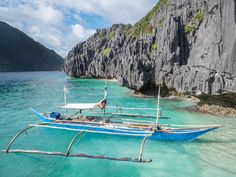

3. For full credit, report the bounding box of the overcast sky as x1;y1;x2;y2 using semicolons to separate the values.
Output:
0;0;157;57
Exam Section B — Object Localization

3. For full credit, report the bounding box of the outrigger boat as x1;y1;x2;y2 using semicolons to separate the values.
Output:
2;82;221;163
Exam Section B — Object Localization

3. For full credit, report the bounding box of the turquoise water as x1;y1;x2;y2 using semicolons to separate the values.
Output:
0;72;235;177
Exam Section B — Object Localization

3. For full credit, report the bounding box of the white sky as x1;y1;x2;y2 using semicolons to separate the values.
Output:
0;0;157;57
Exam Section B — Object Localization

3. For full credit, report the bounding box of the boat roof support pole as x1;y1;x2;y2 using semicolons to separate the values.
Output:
64;86;68;106
155;86;161;127
64;86;68;116
104;78;107;98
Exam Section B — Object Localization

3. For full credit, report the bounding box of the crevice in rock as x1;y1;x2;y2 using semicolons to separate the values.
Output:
172;16;190;66
139;80;172;97
234;0;236;23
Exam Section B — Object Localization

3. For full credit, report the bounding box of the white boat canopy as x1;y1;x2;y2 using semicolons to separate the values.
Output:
61;80;107;110
60;103;98;110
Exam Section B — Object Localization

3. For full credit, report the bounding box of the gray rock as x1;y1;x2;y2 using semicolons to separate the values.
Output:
64;0;236;95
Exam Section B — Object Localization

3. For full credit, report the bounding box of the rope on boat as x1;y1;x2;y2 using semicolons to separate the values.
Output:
54;88;64;106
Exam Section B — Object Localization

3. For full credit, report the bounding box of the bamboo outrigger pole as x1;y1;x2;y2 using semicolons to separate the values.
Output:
2;124;152;163
2;123;50;153
2;149;151;163
4;126;35;153
66;131;84;156
138;136;149;162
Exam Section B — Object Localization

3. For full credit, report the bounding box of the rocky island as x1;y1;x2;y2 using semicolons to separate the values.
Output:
0;21;63;72
64;0;236;116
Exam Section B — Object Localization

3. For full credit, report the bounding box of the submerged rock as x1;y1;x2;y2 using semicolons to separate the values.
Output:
199;104;236;117
64;0;236;95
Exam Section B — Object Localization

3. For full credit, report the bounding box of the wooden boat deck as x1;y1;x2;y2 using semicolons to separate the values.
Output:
54;118;156;130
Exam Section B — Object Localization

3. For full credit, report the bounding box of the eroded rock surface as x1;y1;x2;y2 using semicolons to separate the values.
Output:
64;0;236;94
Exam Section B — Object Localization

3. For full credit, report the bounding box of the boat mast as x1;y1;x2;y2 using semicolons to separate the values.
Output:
155;86;161;127
64;86;68;106
104;78;107;99
64;86;68;116
103;78;107;116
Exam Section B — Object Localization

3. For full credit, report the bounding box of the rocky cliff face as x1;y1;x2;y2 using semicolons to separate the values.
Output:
0;21;64;72
64;0;236;95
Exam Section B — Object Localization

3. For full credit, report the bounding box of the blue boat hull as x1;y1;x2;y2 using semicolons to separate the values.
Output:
150;128;218;141
31;109;220;141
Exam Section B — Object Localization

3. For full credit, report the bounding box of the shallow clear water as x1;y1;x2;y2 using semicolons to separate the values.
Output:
0;72;235;177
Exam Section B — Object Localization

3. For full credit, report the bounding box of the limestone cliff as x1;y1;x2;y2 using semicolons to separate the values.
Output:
64;0;236;94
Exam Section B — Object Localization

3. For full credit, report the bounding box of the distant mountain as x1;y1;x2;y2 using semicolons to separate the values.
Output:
0;21;64;72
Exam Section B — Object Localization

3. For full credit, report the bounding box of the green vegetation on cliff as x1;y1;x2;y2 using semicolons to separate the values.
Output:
185;10;205;33
130;0;170;36
151;43;159;51
108;31;115;40
101;48;111;57
158;18;165;28
185;23;196;33
193;10;205;22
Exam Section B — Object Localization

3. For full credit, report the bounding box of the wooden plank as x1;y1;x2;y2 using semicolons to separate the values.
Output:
115;118;154;123
54;119;155;130
112;113;157;118
112;113;170;119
